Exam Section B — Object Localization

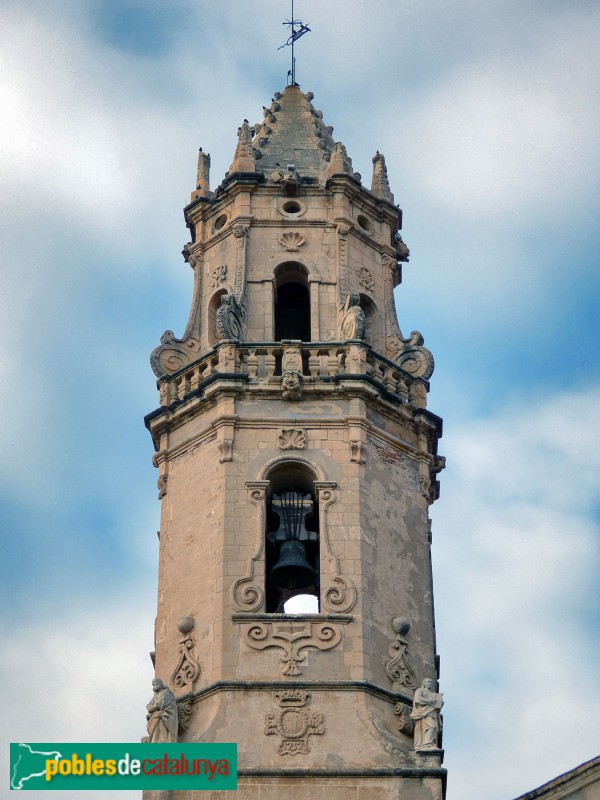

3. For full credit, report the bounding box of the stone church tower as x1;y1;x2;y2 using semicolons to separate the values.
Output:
145;83;446;799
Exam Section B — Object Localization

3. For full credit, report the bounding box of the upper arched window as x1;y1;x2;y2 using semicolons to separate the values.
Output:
274;262;311;342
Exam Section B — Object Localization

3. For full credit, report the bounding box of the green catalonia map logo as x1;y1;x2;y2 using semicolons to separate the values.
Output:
10;742;237;791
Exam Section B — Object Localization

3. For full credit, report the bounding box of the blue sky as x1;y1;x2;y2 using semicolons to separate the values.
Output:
1;1;599;798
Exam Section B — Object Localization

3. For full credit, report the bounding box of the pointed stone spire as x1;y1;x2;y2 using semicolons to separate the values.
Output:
195;148;211;193
249;85;341;184
228;120;255;174
371;151;394;203
324;142;353;181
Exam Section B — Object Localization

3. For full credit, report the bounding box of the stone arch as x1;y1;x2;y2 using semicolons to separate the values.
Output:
359;293;383;352
257;453;326;484
207;288;227;347
273;261;311;342
259;455;325;613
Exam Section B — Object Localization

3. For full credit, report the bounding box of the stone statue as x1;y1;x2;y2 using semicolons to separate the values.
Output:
144;678;178;743
411;678;443;750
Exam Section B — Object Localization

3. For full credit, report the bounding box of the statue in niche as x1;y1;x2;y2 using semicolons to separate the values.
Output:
143;678;178;743
411;678;443;750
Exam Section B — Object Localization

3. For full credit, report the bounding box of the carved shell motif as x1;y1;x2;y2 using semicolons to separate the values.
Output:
278;232;305;252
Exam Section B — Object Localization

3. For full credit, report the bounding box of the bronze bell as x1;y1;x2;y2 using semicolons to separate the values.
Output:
268;540;317;590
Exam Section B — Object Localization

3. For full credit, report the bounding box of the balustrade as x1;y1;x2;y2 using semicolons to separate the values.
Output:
157;342;427;408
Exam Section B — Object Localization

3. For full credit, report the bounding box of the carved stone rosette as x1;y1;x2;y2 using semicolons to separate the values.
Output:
210;264;227;289
240;619;344;677
265;691;325;755
358;267;374;292
384;617;417;692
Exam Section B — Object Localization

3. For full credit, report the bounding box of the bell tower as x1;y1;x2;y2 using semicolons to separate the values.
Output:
145;84;446;799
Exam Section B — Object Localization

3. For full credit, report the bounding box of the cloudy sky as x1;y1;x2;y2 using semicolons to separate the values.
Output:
1;1;599;798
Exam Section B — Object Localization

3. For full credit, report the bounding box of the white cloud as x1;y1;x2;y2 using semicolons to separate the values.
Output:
397;15;600;223
1;598;155;800
433;386;600;799
0;4;598;799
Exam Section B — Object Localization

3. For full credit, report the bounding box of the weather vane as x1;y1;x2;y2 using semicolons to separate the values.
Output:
278;0;311;85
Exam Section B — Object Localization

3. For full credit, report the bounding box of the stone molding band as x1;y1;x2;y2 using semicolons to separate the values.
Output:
237;767;446;778
172;678;415;710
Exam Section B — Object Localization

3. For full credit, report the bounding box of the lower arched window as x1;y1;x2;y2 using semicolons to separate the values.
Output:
264;463;320;613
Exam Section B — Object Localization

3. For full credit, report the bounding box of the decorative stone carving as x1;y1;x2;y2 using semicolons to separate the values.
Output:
340;292;366;340
217;343;237;373
394;701;414;736
241;619;343;676
265;691;325;755
177;698;194;733
230;482;270;612
395;233;410;262
278;232;305;252
358;267;374;292
210;264;227;288
171;617;201;691
315;483;357;614
410;381;428;410
232;223;248;297
218;439;234;463
282;371;302;400
144;678;178;743
387;331;435;381
278;429;306;450
346;344;367;374
411;678;444;751
281;344;303;373
157;474;168;499
216;294;244;341
349;440;366;464
384;618;417;691
281;344;304;400
151;330;193;376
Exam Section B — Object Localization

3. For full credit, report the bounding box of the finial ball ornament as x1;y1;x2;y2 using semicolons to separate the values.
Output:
392;617;411;636
178;616;195;635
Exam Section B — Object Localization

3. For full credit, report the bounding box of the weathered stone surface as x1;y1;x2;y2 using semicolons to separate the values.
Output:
144;83;445;799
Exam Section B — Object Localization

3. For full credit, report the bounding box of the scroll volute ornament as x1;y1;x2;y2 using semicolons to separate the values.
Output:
315;482;357;614
230;482;270;612
384;617;417;691
171;616;201;691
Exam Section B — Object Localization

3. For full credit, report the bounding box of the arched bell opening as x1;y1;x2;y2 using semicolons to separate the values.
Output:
359;293;383;352
274;262;311;342
264;461;320;613
208;288;227;347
